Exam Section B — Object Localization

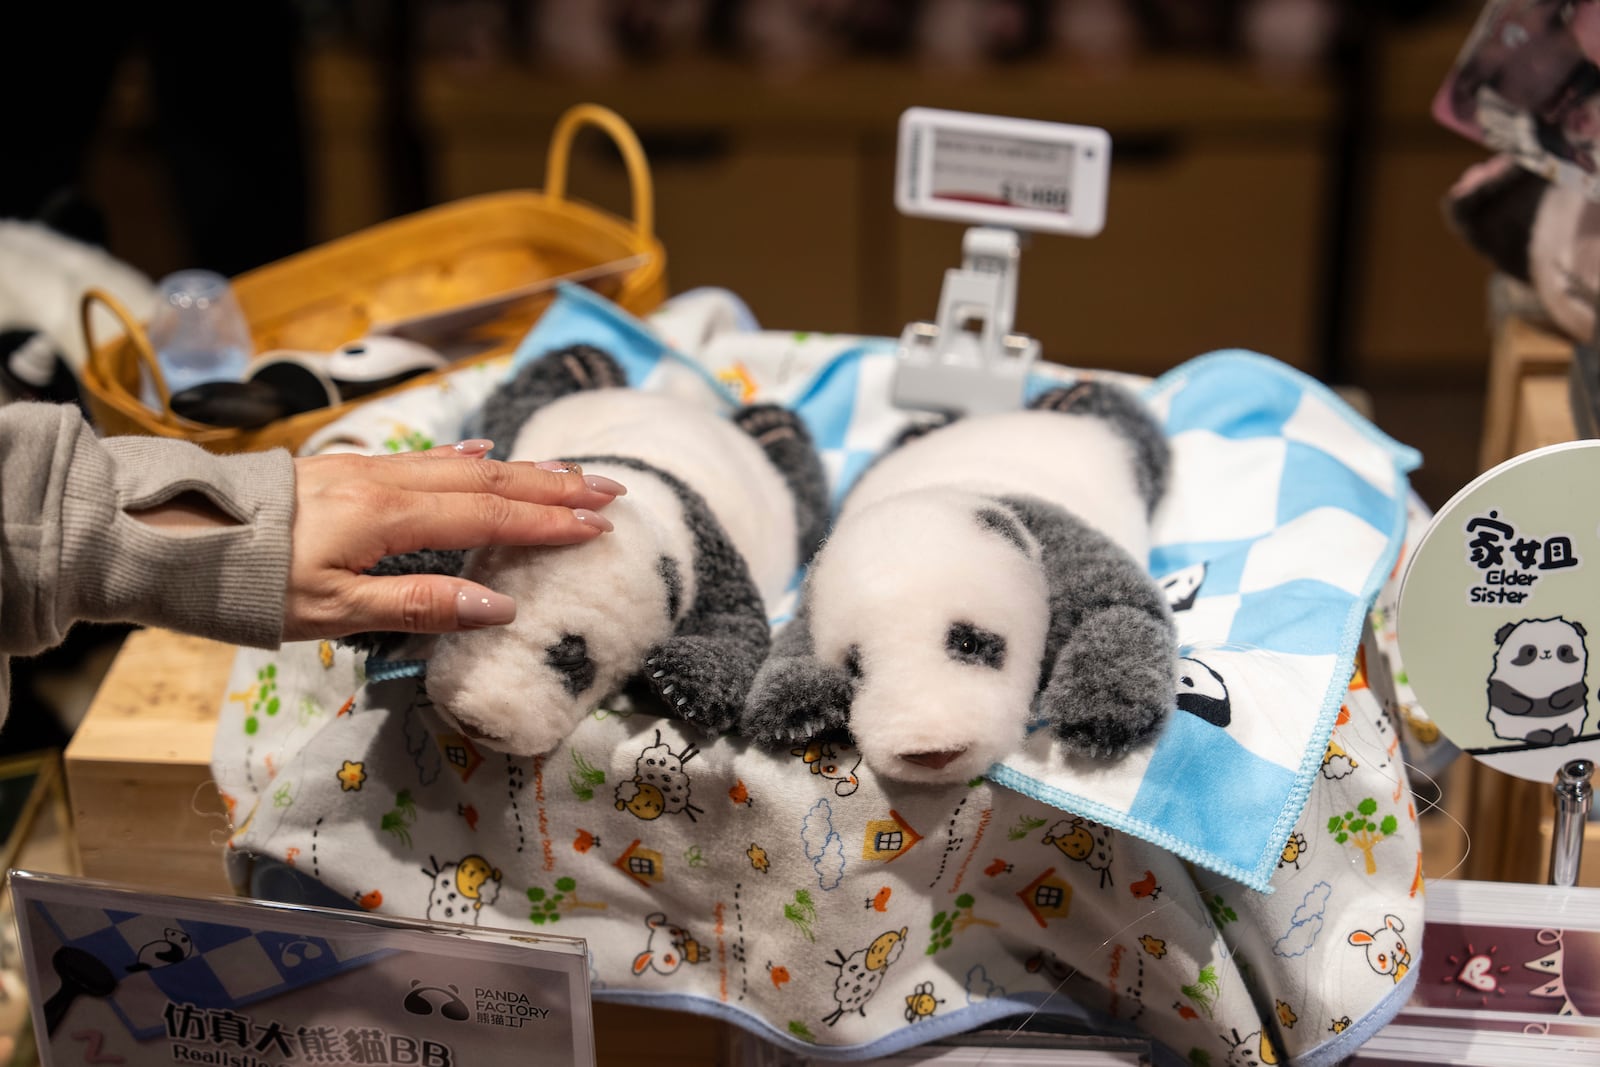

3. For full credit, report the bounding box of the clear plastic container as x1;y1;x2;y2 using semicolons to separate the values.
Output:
140;269;253;409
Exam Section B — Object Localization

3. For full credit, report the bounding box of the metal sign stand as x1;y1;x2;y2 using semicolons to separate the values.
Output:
1549;758;1594;886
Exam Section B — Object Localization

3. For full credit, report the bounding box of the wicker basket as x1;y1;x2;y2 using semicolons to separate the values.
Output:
78;103;667;455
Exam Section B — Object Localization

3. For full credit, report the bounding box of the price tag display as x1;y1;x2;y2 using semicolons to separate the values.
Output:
8;870;595;1067
1396;441;1600;781
896;108;1111;236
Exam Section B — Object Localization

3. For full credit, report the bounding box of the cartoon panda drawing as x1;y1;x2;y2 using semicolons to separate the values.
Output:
1159;562;1207;613
1486;616;1590;745
126;928;193;972
1176;656;1231;728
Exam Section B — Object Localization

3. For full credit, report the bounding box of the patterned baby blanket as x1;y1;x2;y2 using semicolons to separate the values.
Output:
214;287;1428;1064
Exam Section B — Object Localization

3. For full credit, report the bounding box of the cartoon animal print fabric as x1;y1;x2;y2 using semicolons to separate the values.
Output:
220;657;1424;1067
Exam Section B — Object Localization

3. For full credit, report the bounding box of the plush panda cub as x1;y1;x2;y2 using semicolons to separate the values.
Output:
351;345;828;757
1486;615;1591;746
741;381;1177;784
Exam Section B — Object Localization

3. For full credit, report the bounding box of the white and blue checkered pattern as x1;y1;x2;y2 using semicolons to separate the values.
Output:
319;284;1419;892
29;899;390;1041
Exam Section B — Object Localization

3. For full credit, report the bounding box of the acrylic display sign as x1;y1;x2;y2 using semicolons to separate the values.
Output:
1396;441;1600;781
895;108;1111;236
7;869;595;1067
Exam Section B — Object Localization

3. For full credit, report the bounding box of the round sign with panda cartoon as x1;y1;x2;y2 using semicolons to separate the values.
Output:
1397;440;1600;781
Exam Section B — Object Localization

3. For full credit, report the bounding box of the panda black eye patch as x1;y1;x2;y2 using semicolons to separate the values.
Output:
946;622;1006;669
545;634;597;696
843;644;864;680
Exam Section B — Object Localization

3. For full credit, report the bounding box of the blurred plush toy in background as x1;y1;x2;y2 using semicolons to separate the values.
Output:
1239;0;1339;78
0;197;154;409
350;344;829;757
742;380;1176;785
1446;152;1600;344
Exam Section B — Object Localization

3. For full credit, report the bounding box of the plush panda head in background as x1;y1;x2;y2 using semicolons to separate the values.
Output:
799;487;1052;785
424;484;691;756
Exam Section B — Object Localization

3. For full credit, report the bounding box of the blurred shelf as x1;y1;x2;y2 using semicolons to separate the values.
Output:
415;54;1335;135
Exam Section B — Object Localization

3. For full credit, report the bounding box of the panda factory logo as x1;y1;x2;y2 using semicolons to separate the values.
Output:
404;980;469;1021
405;979;559;1029
1462;509;1579;605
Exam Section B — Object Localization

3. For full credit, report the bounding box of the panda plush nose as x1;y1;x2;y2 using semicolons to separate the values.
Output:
901;749;967;771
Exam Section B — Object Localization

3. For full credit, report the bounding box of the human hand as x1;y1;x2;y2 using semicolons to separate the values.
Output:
281;440;623;642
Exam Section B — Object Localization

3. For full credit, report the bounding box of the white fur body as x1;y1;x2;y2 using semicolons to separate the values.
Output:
425;390;798;756
508;390;797;603
844;409;1150;563
798;408;1149;783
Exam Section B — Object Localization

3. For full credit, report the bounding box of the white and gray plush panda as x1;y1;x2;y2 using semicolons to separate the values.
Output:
741;381;1177;784
351;345;828;757
1486;615;1591;746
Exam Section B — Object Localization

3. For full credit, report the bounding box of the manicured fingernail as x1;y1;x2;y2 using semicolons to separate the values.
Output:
536;460;582;474
457;588;516;627
454;439;493;456
584;474;627;496
574;508;614;532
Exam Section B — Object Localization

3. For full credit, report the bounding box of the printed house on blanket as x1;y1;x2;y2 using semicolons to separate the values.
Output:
862;811;923;862
1017;869;1074;927
615;840;666;887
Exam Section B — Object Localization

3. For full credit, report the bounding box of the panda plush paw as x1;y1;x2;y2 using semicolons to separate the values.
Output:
741;655;854;745
642;634;768;734
1038;603;1176;760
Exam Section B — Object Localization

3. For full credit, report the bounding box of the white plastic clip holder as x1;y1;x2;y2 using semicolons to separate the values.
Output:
891;226;1040;416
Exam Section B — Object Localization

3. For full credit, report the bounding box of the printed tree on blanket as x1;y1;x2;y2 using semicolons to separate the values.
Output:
1327;797;1399;874
527;876;608;924
926;894;999;955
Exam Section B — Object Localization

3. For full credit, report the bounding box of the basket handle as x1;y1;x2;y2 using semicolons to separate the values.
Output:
544;103;655;249
81;287;179;417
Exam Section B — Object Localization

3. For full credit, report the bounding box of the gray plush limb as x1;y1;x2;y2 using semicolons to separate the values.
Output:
571;455;772;735
469;344;627;458
739;599;855;744
1001;494;1177;758
1029;381;1170;516
732;403;831;563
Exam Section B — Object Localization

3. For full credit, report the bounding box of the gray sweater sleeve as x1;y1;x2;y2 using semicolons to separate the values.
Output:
1;402;295;711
